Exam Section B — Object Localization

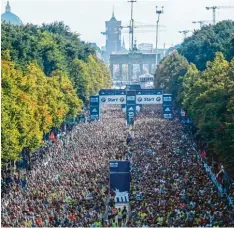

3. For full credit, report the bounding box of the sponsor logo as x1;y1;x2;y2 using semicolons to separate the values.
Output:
120;97;125;102
156;97;161;101
101;97;106;102
137;97;142;102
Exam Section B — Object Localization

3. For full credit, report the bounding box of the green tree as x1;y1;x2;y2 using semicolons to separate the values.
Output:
179;20;234;70
154;51;189;107
182;53;234;176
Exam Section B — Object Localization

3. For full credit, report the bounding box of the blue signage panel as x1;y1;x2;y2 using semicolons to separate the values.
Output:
163;94;172;106
99;89;126;105
126;90;136;105
126;105;136;125
136;89;163;95
125;84;141;90
110;160;131;203
99;89;126;95
126;91;136;125
90;95;99;105
89;95;100;120
180;109;193;124
136;89;163;104
163;105;173;120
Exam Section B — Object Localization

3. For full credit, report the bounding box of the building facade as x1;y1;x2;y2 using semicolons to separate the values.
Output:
102;11;122;63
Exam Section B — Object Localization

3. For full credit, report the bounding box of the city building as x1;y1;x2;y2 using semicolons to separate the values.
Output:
1;1;23;25
101;11;123;63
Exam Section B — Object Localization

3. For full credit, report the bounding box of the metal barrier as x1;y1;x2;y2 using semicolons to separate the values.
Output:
196;150;234;208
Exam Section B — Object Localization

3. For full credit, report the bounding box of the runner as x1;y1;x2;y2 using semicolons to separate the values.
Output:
1;105;233;227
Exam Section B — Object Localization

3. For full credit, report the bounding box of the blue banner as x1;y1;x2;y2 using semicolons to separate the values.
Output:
163;94;172;106
136;89;163;104
126;105;136;124
99;89;126;95
89;95;100;120
99;89;126;105
136;89;163;95
163;105;173;120
163;94;173;120
109;161;131;203
179;109;193;124
125;84;141;90
126;91;136;125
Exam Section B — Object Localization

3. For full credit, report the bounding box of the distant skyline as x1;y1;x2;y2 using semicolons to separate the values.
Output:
1;0;234;49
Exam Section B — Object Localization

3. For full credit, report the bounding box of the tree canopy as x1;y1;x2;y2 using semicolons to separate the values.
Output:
155;20;234;177
179;20;234;70
1;22;111;163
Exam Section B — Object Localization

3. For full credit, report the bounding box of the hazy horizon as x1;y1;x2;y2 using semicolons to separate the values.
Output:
1;0;234;49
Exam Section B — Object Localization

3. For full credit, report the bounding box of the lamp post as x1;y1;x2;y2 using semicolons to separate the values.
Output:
128;0;136;81
128;0;137;53
155;6;164;70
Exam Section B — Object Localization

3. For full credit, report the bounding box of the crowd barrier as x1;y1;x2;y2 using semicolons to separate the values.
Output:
197;151;234;208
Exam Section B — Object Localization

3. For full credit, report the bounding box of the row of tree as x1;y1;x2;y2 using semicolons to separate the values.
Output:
1;22;111;164
155;21;234;177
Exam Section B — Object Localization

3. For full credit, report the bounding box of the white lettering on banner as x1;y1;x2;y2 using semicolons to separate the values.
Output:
99;95;126;104
163;114;172;118
90;97;99;102
136;95;162;104
110;163;118;168
108;98;118;102
127;96;135;101
163;97;172;102
91;115;99;119
165;107;171;112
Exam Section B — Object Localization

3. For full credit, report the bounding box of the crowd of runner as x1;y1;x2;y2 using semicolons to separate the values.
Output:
128;107;234;227
1;106;127;227
1;105;234;227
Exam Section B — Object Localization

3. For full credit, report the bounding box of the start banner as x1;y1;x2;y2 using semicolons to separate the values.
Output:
99;95;126;105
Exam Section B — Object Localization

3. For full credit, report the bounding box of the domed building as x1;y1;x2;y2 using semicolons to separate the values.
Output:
1;1;23;25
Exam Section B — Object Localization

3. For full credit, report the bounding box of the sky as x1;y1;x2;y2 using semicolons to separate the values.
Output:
1;0;234;49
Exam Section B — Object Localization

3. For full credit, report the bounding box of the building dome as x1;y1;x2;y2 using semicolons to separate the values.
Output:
1;1;23;25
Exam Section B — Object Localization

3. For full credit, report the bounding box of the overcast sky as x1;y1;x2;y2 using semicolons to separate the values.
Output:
1;0;234;49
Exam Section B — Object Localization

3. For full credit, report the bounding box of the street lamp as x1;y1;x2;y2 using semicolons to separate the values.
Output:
155;6;164;70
